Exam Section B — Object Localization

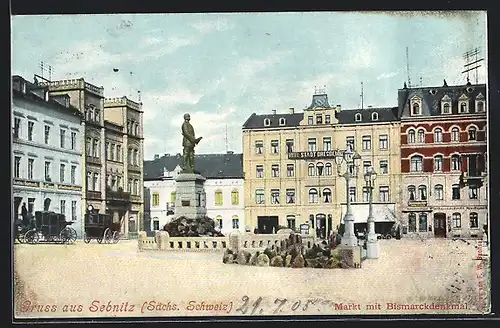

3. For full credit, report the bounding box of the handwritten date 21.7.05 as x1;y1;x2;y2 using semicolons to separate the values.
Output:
235;296;327;315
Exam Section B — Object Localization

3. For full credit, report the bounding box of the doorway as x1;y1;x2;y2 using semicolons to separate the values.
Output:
434;213;446;237
316;213;326;239
13;197;22;221
257;216;278;234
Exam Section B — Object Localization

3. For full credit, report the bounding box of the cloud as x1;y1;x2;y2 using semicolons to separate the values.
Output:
141;36;163;46
376;71;399;80
345;37;379;70
141;86;203;122
190;18;234;34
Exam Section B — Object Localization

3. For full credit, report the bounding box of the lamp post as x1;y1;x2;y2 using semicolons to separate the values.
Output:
364;166;380;259
335;147;362;247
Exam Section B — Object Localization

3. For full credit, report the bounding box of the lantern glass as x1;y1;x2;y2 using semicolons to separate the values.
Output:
353;152;362;167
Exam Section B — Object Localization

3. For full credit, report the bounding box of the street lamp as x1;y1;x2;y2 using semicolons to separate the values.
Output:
335;148;362;247
364;166;380;259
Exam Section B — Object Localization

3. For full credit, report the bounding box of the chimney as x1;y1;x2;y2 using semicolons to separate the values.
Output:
154;154;160;160
44;90;49;101
367;105;373;108
289;107;294;114
165;153;170;157
271;109;277;115
227;150;234;154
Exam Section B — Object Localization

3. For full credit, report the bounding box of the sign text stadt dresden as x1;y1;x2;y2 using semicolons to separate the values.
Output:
288;150;344;160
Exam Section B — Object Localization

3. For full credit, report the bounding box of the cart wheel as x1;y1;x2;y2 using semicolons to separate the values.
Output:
385;234;392;240
97;236;103;244
103;228;111;244
16;231;26;244
112;231;120;244
84;233;91;244
60;227;77;244
24;230;38;244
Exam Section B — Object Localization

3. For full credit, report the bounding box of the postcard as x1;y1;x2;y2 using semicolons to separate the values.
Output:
12;11;490;320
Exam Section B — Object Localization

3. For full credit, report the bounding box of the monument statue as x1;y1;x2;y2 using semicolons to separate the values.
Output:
181;113;202;172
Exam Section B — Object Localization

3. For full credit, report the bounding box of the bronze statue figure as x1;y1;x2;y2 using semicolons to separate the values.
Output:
181;113;202;172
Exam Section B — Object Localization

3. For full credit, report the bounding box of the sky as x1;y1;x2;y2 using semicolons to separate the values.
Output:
11;11;487;160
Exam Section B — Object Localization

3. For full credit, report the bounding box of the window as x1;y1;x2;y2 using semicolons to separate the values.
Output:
92;139;99;157
87;172;92;190
14;156;21;178
323;137;332;151
271;189;280;204
419;213;427;232
93;173;99;191
134;123;139;136
451;155;460;171
111;176;117;190
316;162;324;176
379;135;388;149
316;114;323;124
286;189;295;204
117;176;121;189
372;112;379;121
134;180;139;195
468;127;477;141
323;188;332;203
214;190;223;206
418;185;427;200
452;184;461;200
44;161;51;181
408;129;416;144
459;102;467;113
355;113;362;122
60;129;66;148
94;109;100;122
86;137;92;154
362;187;370;202
408;185;416;201
271;164;279;178
477;101;484;112
451;127;460;142
170;191;176;203
469;185;478;199
13;118;21;138
116;145;122;162
256;165;264;178
408;213;417;232
71;132;76;150
279;117;286;126
412;103;420;116
286;139;294;153
60;200;66;215
308;163;315;176
434;184;444;200
110;144;116;161
363;161;371;174
434;128;443;142
255;189;265;204
231;190;239;205
325;115;331;124
28;121;34;141
153;220;160;231
287;215;296;230
28;158;34;180
308;188;318;203
442;103;451;114
349;187;356;202
152;192;160;206
379;186;389;202
216;216;223;229
410;155;423;172
105;142;110;159
434;155;443;171
271;140;279;154
71;201;77;221
232;216;239;229
325;163;332;175
286;164;294;177
452;213;461;228
379;160;388;174
470;212;479;228
417;129;425;143
44;125;50;144
362;136;371;151
134;149;139;166
255;140;264;154
308;116;313;125
127;148;132;164
59;164;65;183
346;136;355;151
308;138;317;151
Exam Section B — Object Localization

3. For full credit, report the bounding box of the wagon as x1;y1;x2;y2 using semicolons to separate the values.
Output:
23;211;77;244
83;211;121;244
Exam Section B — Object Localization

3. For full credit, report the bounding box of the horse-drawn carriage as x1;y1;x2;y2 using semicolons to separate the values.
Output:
84;209;121;244
21;211;77;244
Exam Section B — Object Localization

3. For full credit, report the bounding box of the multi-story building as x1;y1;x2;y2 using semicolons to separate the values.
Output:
143;152;245;235
242;91;401;238
12;75;84;237
398;81;487;239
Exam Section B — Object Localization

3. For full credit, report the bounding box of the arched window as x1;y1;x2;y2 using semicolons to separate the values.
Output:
216;215;223;229
308;188;318;203
231;190;239;205
434;128;443;142
170;191;176;203
408;213;417;232
418;185;427;200
410;155;423;172
308;163;315;176
371;112;378;121
232;215;239;229
419;213;428;232
279;117;286;126
469;212;478;228
452;213;461;228
355;113;362;122
43;198;51;211
451;154;461;171
451;127;460;142
408;129;416;143
417;129;425;143
316;162;324;176
468;126;477;141
408;185;416;201
323;188;332;203
442;103;451;114
460;102;467;113
214;190;223;206
434;184;444;200
477;101;484;112
412;103;420;115
434;155;443;171
286;215;296;230
325;163;332;175
264;118;270;126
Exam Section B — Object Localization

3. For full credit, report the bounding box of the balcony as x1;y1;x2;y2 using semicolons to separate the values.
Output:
86;155;101;165
407;200;428;208
86;190;102;200
460;171;485;188
106;187;131;201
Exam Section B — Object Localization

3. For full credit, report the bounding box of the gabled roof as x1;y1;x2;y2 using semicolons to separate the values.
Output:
144;152;244;180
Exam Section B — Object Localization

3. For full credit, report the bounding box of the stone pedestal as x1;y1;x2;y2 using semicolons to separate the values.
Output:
366;239;380;259
174;172;207;219
337;245;362;268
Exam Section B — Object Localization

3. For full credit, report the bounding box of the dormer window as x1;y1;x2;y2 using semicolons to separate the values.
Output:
355;113;362;122
264;118;271;126
307;116;313;125
279;117;286;126
412;103;420;116
371;112;378;121
21;82;26;94
475;93;485;112
441;94;451;114
410;95;422;116
458;94;469;113
316;114;323;124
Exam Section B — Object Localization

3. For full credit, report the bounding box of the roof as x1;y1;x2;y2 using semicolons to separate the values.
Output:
398;82;487;118
336;107;399;124
144;152;244;180
242;112;304;129
307;93;333;109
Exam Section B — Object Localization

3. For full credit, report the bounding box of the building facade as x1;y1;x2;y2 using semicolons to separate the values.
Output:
12;75;84;237
242;91;401;238
143;152;245;235
398;81;487;239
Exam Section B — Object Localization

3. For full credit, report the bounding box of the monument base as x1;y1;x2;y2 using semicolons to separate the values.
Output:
174;172;207;220
366;241;380;259
337;245;362;268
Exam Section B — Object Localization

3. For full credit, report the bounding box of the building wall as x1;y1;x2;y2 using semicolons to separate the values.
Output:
12;95;84;238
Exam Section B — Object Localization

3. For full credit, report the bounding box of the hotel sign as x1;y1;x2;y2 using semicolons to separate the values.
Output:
288;150;344;160
13;178;40;188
